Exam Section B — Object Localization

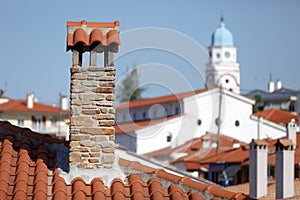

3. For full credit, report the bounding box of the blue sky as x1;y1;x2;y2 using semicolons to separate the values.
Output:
0;1;299;105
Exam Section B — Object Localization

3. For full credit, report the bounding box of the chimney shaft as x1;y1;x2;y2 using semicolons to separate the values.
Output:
60;95;68;110
27;93;34;109
275;139;294;199
287;119;297;146
276;79;282;90
249;139;268;198
67;20;120;169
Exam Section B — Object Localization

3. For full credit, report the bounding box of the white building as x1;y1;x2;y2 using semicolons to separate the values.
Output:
115;19;287;154
0;93;69;136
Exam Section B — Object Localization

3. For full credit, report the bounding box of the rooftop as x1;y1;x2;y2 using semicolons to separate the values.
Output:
0;120;251;199
0;98;69;114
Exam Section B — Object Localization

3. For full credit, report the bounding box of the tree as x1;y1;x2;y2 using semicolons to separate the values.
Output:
116;67;146;103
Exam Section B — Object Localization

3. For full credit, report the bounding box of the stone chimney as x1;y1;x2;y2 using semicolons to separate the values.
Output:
275;139;294;199
67;20;120;169
287;119;297;146
26;93;34;109
249;139;268;199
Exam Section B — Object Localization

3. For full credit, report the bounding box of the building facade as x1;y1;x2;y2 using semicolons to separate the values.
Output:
0;93;69;136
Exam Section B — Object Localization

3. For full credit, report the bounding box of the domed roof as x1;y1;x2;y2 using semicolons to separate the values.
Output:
211;20;234;46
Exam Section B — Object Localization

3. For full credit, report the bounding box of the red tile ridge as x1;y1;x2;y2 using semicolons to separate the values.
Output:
128;174;145;199
67;20;120;28
187;191;203;200
111;178;125;199
91;178;105;198
148;178;165;198
168;184;186;199
116;89;207;110
154;168;181;182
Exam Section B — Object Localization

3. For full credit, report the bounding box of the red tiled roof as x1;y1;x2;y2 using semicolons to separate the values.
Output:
67;20;120;52
115;89;208;110
254;109;299;125
0;120;251;200
115;114;181;134
0;99;69;114
225;178;300;199
145;133;247;171
198;146;249;164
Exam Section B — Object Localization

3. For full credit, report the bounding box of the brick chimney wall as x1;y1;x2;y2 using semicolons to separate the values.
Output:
67;20;120;169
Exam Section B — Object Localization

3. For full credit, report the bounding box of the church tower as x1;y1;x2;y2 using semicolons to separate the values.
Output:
205;17;240;93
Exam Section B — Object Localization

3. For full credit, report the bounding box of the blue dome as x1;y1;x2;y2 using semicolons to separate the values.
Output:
211;22;234;46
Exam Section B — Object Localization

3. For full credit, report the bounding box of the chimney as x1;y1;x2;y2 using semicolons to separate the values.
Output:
67;20;120;170
276;79;282;90
60;95;68;110
26;93;34;109
287;119;297;146
275;139;294;199
268;74;274;93
249;139;268;199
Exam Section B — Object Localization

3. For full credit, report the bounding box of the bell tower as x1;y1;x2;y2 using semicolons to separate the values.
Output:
205;17;240;93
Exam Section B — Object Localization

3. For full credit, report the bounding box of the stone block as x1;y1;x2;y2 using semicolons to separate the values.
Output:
71;74;87;80
71;67;81;74
95;87;114;93
105;94;114;101
89;152;100;157
100;108;107;113
71;100;92;105
90;148;101;152
99;120;115;126
70;152;81;162
108;108;115;114
89;158;100;163
95;135;109;142
79;93;105;101
70;147;89;152
78;163;96;169
95;114;115;120
80;140;96;147
80;127;114;135
99;82;115;87
101;154;114;164
71;116;94;126
82;105;97;109
102;148;114;153
87;66;105;72
81;80;98;87
71;106;81;116
69;134;80;141
71;86;86;93
95;101;114;107
82;109;100;115
70;141;80;148
100;141;114;148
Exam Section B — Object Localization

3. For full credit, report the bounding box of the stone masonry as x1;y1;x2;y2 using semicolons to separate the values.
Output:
69;66;116;168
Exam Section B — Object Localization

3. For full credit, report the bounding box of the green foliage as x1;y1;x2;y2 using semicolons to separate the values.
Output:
117;67;146;103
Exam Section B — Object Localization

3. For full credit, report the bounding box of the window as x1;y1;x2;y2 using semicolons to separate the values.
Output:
235;120;240;127
167;133;172;142
225;79;229;83
142;112;146;120
32;116;42;130
51;117;57;127
197;119;202;126
175;107;179;115
215;117;221;126
18;118;24;127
